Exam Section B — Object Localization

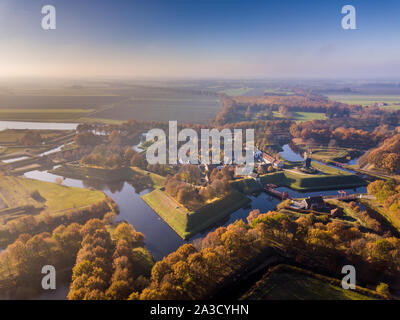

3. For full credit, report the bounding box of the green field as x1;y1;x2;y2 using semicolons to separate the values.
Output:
219;87;254;96
309;148;355;163
242;265;377;300
230;177;262;194
260;168;366;192
273;111;327;122
0;176;107;223
326;93;400;110
93;95;220;124
0;83;221;124
310;161;352;175
0;109;94;121
142;189;250;239
264;88;296;95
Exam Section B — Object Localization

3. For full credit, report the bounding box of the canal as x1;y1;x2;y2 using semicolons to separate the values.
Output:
0;121;366;299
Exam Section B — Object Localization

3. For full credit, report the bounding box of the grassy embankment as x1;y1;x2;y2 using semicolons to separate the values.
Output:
230;178;262;194
54;162;251;240
0;176;107;222
291;139;358;163
232;161;366;194
359;198;400;232
310;148;357;163
259;169;366;192
0;176;110;247
142;189;250;239
242;264;381;300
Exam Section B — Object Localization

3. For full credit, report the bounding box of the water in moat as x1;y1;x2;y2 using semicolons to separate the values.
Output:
18;140;364;299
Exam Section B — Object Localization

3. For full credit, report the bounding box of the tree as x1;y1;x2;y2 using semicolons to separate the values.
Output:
106;280;131;300
113;223;144;248
376;283;390;297
103;211;117;224
130;153;147;169
19;131;42;146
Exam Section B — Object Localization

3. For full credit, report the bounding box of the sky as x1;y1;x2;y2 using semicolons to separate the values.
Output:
0;0;399;79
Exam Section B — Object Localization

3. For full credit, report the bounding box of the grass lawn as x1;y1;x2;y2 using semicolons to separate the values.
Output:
326;93;400;110
142;189;189;238
310;148;355;163
311;161;353;175
260;168;366;192
130;167;166;189
272;111;327;122
76;117;126;124
0;176;107;222
242;265;378;300
142;189;250;239
230;177;262;194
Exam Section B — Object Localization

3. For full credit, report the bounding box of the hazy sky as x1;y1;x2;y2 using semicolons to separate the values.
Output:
1;0;399;79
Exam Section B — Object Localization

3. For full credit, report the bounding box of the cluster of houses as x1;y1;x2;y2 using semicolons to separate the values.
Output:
254;148;284;169
179;148;284;183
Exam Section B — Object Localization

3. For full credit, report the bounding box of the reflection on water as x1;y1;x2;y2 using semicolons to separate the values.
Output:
280;144;304;161
21;140;364;300
23;169;279;260
2;156;29;163
132;133;147;152
24;169;186;260
212;193;278;227
21;156;365;299
38;142;73;157
23;171;278;300
280;144;358;175
347;158;359;165
0;121;78;131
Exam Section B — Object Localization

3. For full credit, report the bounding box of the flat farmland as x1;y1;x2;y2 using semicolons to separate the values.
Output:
0;84;221;123
325;93;400;110
0;95;126;122
0;95;124;110
0;108;94;121
78;84;221;123
272;111;327;122
94;96;220;123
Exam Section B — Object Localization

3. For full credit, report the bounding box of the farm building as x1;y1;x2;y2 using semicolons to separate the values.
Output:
262;153;283;169
301;196;325;210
